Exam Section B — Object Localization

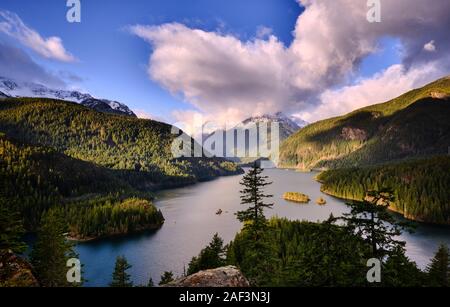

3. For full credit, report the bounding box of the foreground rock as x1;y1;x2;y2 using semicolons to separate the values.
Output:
164;266;250;287
0;251;39;287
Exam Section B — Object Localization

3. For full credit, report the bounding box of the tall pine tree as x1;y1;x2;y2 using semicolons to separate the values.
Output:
110;256;133;287
187;233;226;275
340;188;410;259
236;163;273;240
426;244;449;287
30;209;80;287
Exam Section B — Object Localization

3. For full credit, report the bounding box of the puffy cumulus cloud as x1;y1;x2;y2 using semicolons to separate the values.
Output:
131;23;296;124
424;40;436;52
295;62;444;123
132;0;450;125
0;10;76;62
0;42;65;88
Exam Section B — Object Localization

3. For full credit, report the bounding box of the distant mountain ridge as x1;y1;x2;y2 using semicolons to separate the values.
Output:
279;75;450;170
0;77;136;117
203;112;307;164
241;112;308;140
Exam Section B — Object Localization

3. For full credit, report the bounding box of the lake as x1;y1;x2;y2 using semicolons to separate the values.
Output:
76;169;450;287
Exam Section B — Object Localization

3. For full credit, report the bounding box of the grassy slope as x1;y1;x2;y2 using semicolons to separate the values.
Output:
279;76;450;170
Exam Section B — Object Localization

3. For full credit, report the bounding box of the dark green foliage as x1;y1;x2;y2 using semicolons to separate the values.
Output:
227;217;369;286
317;156;450;224
280;76;450;170
30;210;81;287
382;248;424;287
0;202;26;255
0;98;242;188
237;163;273;239
147;278;154;287
187;233;226;275
53;197;164;240
0;98;241;234
159;271;174;285
340;189;411;259
426;244;450;287
227;216;427;287
0;133;135;229
110;256;133;287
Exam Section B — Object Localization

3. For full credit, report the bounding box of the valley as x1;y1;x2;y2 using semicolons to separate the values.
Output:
1;76;449;287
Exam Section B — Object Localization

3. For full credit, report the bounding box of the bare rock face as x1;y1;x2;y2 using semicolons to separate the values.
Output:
164;266;250;287
0;251;39;287
341;127;367;141
430;91;450;99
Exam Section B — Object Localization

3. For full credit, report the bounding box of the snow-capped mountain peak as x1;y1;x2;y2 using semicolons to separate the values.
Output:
242;112;308;133
0;77;136;117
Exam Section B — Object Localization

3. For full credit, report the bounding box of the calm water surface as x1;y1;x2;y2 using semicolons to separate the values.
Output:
76;169;450;286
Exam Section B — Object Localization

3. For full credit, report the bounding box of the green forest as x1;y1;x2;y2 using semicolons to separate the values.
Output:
279;76;450;170
0;97;241;188
317;156;450;225
0;98;241;237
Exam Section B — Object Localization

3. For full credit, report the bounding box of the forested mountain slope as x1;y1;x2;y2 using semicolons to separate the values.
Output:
317;156;450;225
0;133;164;234
279;76;450;170
0;97;242;188
0;98;241;235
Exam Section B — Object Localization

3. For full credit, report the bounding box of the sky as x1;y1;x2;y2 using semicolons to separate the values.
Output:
1;0;449;126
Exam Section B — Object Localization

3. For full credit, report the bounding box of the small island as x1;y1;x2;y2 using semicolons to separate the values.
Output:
283;192;310;204
316;197;327;205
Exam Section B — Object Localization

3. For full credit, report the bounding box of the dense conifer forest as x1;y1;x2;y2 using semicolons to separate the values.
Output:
317;156;450;224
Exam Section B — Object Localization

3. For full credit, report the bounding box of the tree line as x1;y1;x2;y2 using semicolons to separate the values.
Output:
317;156;450;225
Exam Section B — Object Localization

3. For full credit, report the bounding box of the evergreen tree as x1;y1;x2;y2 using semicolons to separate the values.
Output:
110;256;133;287
0;202;26;255
159;271;174;285
187;233;226;275
382;248;424;287
236;163;273;240
340;188;410;259
147;278;154;287
426;244;449;287
30;209;79;287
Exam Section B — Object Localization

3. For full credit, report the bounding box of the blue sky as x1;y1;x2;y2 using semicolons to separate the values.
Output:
0;0;303;120
1;0;447;123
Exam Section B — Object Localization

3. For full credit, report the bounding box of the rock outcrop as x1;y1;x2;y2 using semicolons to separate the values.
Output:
163;266;250;287
0;251;39;287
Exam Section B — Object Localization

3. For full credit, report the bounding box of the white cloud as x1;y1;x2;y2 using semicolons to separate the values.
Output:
295;62;444;123
131;0;450;124
424;40;436;52
0;41;66;87
256;26;273;39
0;10;76;62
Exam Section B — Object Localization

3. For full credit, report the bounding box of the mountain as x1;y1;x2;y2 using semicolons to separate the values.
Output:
279;76;450;170
0;97;242;190
241;112;306;140
80;98;136;117
0;77;136;117
0;91;9;98
203;112;306;164
0;97;242;233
